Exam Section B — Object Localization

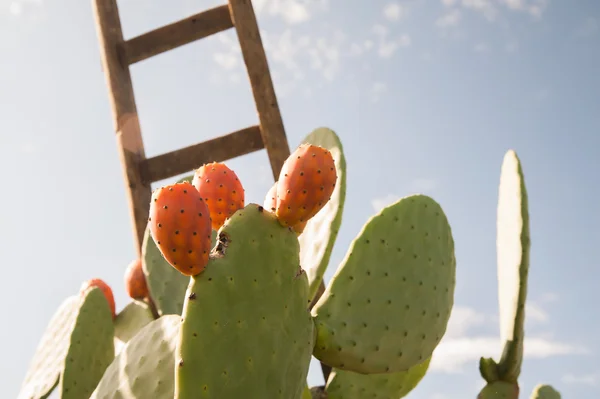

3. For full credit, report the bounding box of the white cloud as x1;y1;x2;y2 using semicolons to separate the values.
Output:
562;372;600;386
430;304;588;373
526;303;549;323
372;25;411;58
383;2;404;22
436;9;462;28
9;2;22;15
213;52;238;70
441;0;457;5
253;0;329;25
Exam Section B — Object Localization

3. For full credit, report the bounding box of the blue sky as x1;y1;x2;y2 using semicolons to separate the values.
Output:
1;0;598;398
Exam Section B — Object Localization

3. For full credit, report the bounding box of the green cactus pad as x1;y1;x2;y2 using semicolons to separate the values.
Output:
477;381;519;399
18;296;79;399
530;384;561;399
325;356;431;399
302;383;312;399
90;315;180;399
59;287;116;398
114;300;154;352
496;150;530;382
175;204;315;399
298;127;347;301
311;194;456;374
142;225;217;316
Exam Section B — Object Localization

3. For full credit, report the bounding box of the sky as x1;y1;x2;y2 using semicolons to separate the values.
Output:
1;0;598;398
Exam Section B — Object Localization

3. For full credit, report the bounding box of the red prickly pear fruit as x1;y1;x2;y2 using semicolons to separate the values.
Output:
148;181;212;276
264;181;307;234
80;278;116;319
275;143;337;228
124;258;148;300
192;162;245;230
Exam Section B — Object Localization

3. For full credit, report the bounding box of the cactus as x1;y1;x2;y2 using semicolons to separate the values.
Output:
174;204;314;398
311;194;456;374
91;315;180;399
477;381;519;399
19;287;115;399
20;129;572;398
297;127;347;301
141;224;192;316
479;149;532;395
324;356;431;399
113;300;154;351
530;384;561;399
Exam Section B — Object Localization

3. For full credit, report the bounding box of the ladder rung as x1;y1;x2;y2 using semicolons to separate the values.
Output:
141;125;264;183
125;4;233;65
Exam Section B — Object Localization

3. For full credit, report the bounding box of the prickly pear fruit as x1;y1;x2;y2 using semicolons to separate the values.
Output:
80;278;115;319
124;258;149;300
264;181;306;234
275;144;337;228
192;162;245;230
149;182;212;276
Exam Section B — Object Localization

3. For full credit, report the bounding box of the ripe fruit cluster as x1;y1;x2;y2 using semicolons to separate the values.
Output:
75;144;336;320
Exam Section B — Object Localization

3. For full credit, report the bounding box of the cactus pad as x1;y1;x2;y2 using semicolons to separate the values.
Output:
312;194;456;374
90;315;180;399
175;204;315;399
18;296;79;399
496;150;530;381
113;300;154;353
478;381;519;399
58;287;116;398
298;127;347;301
325;356;431;399
530;384;561;399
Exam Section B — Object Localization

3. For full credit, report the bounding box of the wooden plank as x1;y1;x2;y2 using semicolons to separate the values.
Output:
92;0;152;257
228;0;291;180
125;5;234;65
141;125;264;183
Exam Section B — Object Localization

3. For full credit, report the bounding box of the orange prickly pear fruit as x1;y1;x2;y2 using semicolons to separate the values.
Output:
148;181;212;276
79;278;116;319
264;181;307;234
124;258;148;300
275;144;337;228
192;162;245;230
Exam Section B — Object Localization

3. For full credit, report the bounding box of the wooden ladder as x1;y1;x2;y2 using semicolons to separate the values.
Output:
92;0;291;256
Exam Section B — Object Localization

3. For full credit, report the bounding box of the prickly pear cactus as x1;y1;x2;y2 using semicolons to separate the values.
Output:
59;288;115;399
297;127;347;301
311;194;456;374
325;356;431;399
175;204;315;399
91;315;180;399
478;381;519;399
19;287;115;399
141;225;191;315
496;149;530;382
530;384;561;399
18;296;79;399
113;300;154;352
